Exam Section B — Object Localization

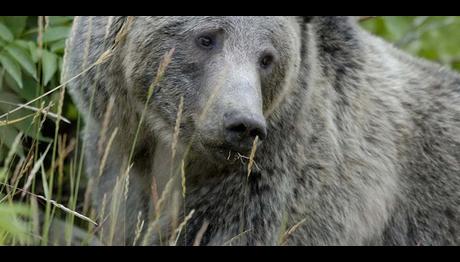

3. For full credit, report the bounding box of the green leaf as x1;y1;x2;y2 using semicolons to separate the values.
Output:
2;71;34;100
50;39;66;54
0;22;14;42
28;42;39;63
0;90;24;108
58;56;63;73
384;17;412;42
0;17;28;38
12;39;29;49
0;68;5;91
41;50;57;86
2;67;20;91
5;43;37;80
0;204;31;216
361;17;388;37
0;37;6;48
47;16;74;26
0;125;24;158
42;26;71;43
0;94;49;143
0;203;31;244
0;52;23;89
0;16;28;38
0;145;5;162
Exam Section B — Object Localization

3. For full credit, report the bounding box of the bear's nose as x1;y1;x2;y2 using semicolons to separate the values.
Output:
223;111;267;153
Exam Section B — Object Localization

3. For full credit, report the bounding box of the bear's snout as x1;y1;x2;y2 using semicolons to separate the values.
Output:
222;111;267;153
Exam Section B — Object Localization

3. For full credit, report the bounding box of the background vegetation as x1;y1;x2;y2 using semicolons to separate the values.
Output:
0;16;459;245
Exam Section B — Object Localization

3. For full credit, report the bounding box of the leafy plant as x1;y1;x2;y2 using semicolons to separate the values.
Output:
0;16;74;162
0;16;73;246
361;16;460;71
0;155;31;245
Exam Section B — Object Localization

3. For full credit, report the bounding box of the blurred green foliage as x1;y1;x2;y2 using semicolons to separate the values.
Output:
362;16;460;71
0;16;72;244
0;16;74;159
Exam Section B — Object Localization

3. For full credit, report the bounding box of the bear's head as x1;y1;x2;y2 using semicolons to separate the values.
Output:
119;16;303;162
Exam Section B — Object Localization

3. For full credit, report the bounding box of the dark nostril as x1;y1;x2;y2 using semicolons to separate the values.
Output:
250;128;266;140
228;123;247;134
225;114;267;142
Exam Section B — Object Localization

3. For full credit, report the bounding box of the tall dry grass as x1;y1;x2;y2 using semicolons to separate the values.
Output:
0;16;304;246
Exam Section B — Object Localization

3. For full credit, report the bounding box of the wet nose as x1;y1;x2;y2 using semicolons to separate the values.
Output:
223;111;267;153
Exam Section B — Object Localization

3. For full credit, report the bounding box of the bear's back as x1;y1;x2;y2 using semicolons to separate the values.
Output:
364;30;460;245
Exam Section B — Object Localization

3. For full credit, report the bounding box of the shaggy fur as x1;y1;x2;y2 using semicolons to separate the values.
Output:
62;16;460;246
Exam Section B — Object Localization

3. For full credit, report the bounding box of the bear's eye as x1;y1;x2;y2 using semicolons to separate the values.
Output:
260;53;275;69
196;35;215;50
